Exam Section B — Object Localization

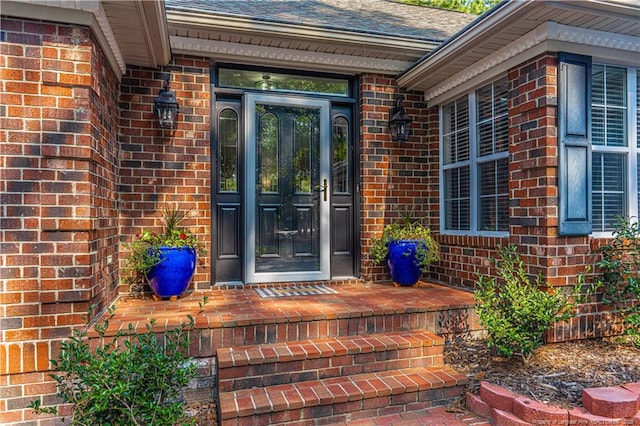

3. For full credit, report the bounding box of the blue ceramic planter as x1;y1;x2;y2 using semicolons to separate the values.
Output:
146;247;196;299
386;240;425;286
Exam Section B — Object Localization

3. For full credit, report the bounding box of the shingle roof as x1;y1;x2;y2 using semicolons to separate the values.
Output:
164;0;476;42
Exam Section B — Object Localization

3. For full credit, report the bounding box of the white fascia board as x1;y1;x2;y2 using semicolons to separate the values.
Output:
547;0;640;21
167;10;439;54
425;22;640;105
170;36;413;75
2;0;126;79
139;0;172;67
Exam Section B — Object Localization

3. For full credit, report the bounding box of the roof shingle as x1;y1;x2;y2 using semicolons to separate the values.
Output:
164;0;476;42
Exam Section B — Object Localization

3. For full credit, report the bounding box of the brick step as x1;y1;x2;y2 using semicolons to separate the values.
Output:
193;304;478;355
218;366;468;425
217;330;445;392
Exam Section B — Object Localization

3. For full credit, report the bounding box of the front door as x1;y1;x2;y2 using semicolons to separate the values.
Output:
244;93;331;283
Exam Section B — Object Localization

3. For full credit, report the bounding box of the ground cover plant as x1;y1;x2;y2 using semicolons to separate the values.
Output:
30;298;207;425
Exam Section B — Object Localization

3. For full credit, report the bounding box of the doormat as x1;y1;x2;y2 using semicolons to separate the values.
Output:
255;284;338;298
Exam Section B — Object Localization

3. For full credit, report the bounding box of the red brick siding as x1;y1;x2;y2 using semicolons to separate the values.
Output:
118;57;211;293
508;53;594;287
359;75;434;282
0;17;120;424
360;58;621;342
507;54;615;342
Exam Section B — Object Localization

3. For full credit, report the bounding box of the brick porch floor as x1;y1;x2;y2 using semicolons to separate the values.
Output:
105;280;479;335
97;280;490;425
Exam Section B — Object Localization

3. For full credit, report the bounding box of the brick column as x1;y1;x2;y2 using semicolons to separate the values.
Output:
508;53;592;285
1;18;120;424
359;75;432;282
508;53;605;342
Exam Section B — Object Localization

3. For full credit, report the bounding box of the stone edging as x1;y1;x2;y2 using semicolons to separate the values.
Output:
466;381;640;425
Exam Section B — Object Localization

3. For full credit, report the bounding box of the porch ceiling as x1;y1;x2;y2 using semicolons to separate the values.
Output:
102;0;171;68
2;0;171;74
399;0;640;92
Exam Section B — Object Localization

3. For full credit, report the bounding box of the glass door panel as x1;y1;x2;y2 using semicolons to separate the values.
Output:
245;94;330;283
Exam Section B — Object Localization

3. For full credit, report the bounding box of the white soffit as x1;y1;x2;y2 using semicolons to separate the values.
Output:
102;1;171;68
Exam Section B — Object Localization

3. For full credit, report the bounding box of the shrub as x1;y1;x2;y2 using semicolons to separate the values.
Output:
29;298;208;425
474;245;578;362
594;217;640;347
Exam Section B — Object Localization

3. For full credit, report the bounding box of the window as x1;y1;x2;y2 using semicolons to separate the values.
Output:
219;109;239;192
218;68;349;96
332;116;350;194
441;77;509;234
591;65;639;232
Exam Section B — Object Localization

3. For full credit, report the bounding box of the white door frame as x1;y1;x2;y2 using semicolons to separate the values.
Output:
244;93;331;283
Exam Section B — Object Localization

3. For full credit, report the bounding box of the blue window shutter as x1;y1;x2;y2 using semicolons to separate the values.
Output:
558;53;592;235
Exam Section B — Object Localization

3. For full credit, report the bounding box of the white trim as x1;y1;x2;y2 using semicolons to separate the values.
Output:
170;36;412;74
139;0;171;67
469;90;478;234
628;67;638;224
2;0;126;78
425;22;640;105
93;2;126;76
439;78;510;237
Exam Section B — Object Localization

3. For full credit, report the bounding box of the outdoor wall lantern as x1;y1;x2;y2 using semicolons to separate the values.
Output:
388;95;413;142
154;78;179;129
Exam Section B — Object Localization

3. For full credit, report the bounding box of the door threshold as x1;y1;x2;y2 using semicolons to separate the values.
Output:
213;278;362;290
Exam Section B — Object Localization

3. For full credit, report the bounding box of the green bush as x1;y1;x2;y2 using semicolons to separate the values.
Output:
29;298;207;425
594;218;640;347
474;245;578;362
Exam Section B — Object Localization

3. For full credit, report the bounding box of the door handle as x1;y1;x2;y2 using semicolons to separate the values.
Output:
320;179;328;202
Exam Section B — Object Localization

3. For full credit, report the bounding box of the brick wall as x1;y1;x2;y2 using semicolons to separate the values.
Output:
507;53;615;342
0;17;120;424
508;53;595;287
118;57;211;293
359;58;621;342
359;75;508;287
359;75;435;282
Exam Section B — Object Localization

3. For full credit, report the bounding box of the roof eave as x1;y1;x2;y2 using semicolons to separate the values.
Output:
138;0;172;67
166;9;441;56
397;0;532;90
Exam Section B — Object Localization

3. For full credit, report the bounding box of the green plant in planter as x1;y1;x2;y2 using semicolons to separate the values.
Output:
370;211;440;285
123;205;206;296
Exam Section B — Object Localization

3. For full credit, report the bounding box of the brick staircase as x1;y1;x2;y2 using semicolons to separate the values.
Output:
217;329;468;425
103;281;481;424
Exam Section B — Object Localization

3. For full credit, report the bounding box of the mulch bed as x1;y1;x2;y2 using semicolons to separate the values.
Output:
444;338;640;408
